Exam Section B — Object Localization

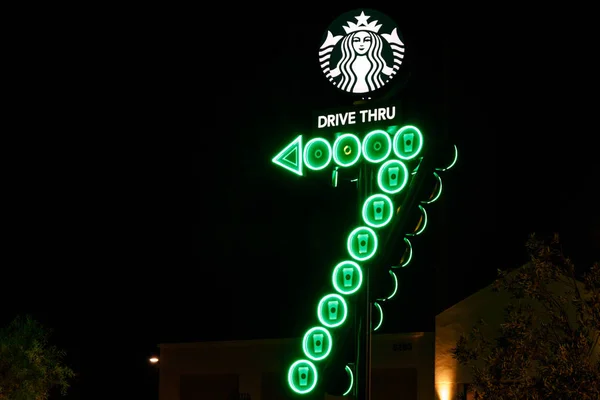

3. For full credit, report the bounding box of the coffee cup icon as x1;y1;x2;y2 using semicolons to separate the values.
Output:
288;360;318;394
298;366;309;386
362;194;393;229
358;233;369;254
303;327;332;360
332;261;363;295
347;227;378;262
312;333;324;353
393;126;423;160
377;160;408;195
318;294;347;327
388;166;399;186
403;132;414;153
342;267;354;287
373;200;384;221
327;300;339;320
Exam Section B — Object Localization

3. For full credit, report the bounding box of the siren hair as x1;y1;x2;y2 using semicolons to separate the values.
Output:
336;31;386;92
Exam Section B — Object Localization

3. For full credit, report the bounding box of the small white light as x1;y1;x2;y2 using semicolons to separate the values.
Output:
149;357;159;363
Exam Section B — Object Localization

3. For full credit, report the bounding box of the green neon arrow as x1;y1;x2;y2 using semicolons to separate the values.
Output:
272;135;303;176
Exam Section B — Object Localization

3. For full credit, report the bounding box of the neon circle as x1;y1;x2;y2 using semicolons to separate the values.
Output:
302;326;333;361
393;125;423;160
317;293;348;328
362;129;392;163
362;194;393;228
377;159;408;194
332;261;363;295
333;133;361;167
287;359;318;394
347;226;378;261
304;138;332;171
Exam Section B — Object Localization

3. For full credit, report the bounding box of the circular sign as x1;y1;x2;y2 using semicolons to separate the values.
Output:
362;194;393;228
393;125;423;160
304;137;332;170
288;359;318;394
333;133;361;167
319;9;405;95
332;261;363;295
377;159;408;194
302;326;333;361
317;293;348;328
347;226;378;261
362;129;392;163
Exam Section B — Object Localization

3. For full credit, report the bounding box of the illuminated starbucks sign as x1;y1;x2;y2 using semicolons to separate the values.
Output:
319;9;405;95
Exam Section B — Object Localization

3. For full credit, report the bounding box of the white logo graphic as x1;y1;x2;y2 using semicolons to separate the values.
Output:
319;10;405;94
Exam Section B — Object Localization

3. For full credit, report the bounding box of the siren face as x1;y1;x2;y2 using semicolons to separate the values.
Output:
319;9;405;95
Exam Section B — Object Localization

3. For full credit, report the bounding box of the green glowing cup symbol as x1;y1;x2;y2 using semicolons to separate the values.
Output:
362;194;393;228
332;261;363;295
377;159;408;194
304;138;332;171
362;129;392;163
347;226;378;261
333;133;361;167
288;359;318;394
302;326;332;361
393;125;423;160
317;293;347;328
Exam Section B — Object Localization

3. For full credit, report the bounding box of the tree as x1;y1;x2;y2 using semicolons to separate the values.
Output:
452;233;600;400
0;315;75;400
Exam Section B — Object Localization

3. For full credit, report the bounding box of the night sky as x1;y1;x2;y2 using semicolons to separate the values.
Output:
3;5;599;400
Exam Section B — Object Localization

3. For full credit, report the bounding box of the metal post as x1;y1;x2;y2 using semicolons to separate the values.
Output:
356;161;372;400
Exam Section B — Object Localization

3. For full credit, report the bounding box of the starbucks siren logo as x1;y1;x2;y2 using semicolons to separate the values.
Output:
319;9;405;94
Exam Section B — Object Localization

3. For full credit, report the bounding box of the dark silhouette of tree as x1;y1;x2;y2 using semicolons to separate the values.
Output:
0;315;74;400
452;233;600;400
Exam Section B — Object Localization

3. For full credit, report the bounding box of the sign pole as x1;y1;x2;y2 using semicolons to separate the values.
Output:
356;161;373;400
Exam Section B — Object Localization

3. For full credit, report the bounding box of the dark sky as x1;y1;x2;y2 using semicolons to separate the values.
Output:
3;5;599;400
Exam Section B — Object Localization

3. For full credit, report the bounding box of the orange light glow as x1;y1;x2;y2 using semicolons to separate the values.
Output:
437;383;451;400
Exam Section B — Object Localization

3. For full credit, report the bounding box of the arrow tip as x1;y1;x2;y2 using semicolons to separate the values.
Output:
272;135;303;176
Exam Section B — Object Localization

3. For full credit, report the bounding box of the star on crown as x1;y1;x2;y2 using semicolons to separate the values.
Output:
342;11;382;34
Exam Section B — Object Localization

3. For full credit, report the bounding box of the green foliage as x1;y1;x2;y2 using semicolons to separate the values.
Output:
0;315;75;400
452;233;600;400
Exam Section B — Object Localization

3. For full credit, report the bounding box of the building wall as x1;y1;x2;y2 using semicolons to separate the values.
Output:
159;332;434;400
370;332;434;400
434;269;600;400
435;285;511;400
180;374;239;400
